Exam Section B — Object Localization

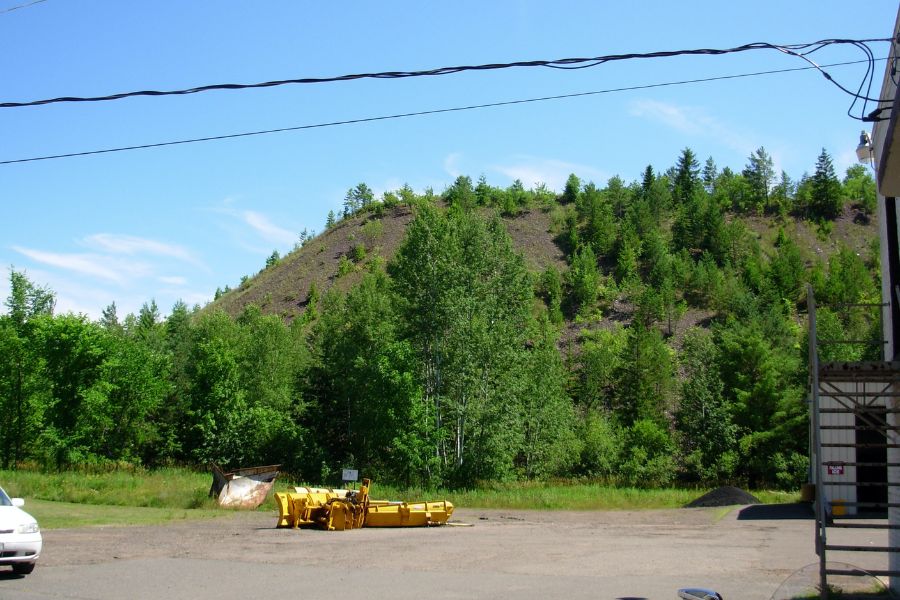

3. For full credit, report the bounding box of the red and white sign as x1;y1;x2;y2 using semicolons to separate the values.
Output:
827;464;845;475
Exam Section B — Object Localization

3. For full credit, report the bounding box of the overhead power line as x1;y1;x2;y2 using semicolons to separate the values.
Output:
0;37;891;111
0;0;48;15
0;57;884;166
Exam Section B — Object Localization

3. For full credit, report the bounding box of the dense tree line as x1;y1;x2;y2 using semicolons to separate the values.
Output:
0;147;880;489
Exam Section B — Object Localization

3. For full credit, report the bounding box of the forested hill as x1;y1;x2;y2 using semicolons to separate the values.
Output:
213;161;875;333
0;146;881;491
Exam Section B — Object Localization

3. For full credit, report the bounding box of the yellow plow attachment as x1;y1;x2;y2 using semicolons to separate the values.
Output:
275;478;453;530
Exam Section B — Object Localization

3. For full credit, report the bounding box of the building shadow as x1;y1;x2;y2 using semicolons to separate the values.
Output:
737;503;814;520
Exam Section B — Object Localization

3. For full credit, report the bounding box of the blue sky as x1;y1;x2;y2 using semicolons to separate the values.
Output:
1;1;896;318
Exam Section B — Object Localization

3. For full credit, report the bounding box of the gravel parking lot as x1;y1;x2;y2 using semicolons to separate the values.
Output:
0;504;889;599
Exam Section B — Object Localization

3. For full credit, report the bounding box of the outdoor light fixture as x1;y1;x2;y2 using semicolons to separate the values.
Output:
857;129;875;166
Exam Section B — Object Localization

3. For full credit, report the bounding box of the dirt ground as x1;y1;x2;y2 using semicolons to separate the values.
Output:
0;504;891;599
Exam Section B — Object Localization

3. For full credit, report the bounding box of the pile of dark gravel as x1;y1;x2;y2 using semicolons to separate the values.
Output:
684;486;761;508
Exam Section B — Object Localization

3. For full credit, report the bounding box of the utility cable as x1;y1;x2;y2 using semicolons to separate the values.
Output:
0;57;884;166
0;0;48;14
0;37;892;110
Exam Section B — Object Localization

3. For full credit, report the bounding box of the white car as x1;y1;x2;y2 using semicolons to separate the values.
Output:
0;486;41;575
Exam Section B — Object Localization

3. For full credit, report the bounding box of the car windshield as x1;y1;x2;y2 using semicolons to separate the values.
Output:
0;487;12;507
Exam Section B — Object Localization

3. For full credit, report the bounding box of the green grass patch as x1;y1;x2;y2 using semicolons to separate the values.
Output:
754;489;800;504
278;479;800;511
23;499;228;530
0;467;217;510
2;468;805;524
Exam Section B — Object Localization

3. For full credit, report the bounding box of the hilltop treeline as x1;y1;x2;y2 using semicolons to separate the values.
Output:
0;147;880;489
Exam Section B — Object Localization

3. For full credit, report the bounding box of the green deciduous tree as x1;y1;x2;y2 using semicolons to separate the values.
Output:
843;164;876;215
389;206;543;485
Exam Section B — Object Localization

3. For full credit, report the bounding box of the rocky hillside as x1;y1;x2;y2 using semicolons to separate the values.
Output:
212;200;878;333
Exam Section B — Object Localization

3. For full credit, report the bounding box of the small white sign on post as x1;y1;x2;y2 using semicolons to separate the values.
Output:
342;468;358;483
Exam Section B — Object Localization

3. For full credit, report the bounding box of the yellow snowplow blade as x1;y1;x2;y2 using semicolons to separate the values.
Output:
364;500;454;527
275;486;359;529
275;479;452;530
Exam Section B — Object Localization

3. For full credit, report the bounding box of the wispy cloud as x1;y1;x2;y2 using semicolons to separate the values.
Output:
492;156;608;191
214;204;298;250
242;210;297;246
158;275;187;286
21;267;118;318
11;246;137;284
629;99;756;156
444;152;463;178
83;234;204;268
835;149;858;178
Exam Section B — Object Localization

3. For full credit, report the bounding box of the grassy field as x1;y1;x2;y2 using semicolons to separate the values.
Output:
22;499;227;529
363;481;798;510
0;468;800;529
0;468;217;509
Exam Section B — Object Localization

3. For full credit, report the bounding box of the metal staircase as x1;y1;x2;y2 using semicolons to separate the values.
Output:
808;285;900;597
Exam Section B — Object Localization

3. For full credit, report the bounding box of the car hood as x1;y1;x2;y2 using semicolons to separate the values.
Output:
0;506;37;530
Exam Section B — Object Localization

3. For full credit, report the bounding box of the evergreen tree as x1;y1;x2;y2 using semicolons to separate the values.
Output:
577;327;626;412
673;147;701;205
605;175;629;218
568;244;600;313
769;171;794;216
582;183;617;256
702;157;718;194
137;300;160;332
343;183;375;216
444;175;476;210
614;323;673;426
562;173;581;205
675;328;737;482
99;302;121;331
326;210;336;228
742;147;775;214
475;174;492;206
810;148;843;219
540;265;564;325
640;165;655;195
767;235;805;302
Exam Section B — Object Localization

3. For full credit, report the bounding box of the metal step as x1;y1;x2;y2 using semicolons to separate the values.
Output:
824;501;900;508
824;544;900;552
829;522;900;530
820;407;900;413
820;425;900;431
819;442;900;448
827;567;900;577
818;462;900;467
822;481;900;487
817;302;889;308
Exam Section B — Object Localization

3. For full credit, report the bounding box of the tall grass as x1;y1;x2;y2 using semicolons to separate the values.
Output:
280;478;801;511
26;499;225;530
1;468;801;513
0;468;217;509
